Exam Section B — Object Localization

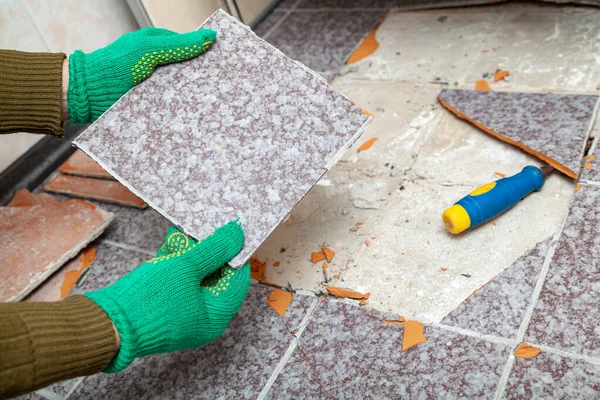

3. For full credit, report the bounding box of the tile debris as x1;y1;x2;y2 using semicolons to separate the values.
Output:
326;286;370;300
267;288;294;317
59;149;113;179
514;342;541;359
494;70;510;82
402;320;427;351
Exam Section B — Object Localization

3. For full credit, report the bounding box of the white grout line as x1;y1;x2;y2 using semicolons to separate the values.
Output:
64;377;85;400
432;324;519;347
100;239;155;257
493;232;562;399
262;2;298;40
257;296;320;400
290;8;387;12
36;388;62;400
579;180;600;187
533;344;600;366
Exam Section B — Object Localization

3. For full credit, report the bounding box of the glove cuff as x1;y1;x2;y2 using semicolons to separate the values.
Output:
67;50;92;124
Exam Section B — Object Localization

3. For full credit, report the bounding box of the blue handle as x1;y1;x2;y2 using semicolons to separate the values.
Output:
456;166;545;228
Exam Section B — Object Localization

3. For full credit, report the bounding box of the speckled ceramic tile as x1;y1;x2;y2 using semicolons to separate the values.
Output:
298;0;394;7
277;0;303;9
70;243;150;295
253;10;286;38
504;351;600;399
267;298;509;399
525;185;600;356
266;10;383;72
438;89;600;179
74;10;371;269
69;284;314;399
442;236;553;338
580;152;600;184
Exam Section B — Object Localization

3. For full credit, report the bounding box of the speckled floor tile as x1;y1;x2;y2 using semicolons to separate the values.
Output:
266;10;383;72
580;151;600;184
267;299;509;399
277;0;303;8
504;352;600;399
526;185;600;356
298;0;393;7
97;203;171;253
438;89;600;179
253;10;287;38
70;243;150;294
75;10;371;269
442;237;553;338
69;284;314;400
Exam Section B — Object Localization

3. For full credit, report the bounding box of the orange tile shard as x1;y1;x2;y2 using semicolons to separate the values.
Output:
311;251;327;264
1;191;113;302
475;80;491;91
357;138;378;152
514;342;541;359
45;173;147;208
322;244;335;263
59;149;114;179
326;286;370;300
267;288;293;317
347;25;380;64
494;70;510;82
401;320;427;351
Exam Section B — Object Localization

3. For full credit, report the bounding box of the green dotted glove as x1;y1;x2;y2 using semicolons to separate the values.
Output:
68;27;216;124
85;221;250;373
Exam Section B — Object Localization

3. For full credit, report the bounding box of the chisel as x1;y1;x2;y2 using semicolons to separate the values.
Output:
442;165;553;234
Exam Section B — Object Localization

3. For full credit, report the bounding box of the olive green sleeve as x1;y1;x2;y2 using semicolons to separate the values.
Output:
0;295;117;399
0;50;66;139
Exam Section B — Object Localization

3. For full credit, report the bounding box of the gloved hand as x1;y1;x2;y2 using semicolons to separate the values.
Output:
85;221;250;373
68;27;216;124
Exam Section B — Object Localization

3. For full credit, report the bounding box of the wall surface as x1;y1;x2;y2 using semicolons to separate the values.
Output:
0;0;138;173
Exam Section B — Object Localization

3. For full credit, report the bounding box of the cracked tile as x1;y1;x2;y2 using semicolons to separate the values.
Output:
267;298;509;398
526;186;600;357
70;285;314;399
442;236;553;338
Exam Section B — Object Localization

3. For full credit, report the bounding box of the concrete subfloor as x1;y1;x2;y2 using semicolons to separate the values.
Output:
255;2;597;323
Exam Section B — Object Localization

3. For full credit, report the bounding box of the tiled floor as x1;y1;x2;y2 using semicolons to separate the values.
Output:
21;0;600;398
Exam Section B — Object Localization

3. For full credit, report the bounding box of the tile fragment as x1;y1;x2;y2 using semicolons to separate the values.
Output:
514;342;541;359
59;149;113;179
267;288;294;317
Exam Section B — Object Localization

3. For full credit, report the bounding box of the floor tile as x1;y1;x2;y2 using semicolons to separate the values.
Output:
442;237;553;338
526;185;600;356
74;10;371;268
70;243;149;294
70;284;313;399
267;298;509;399
438;89;599;179
266;10;382;72
504;352;600;399
581;151;600;184
277;0;303;9
254;10;287;38
97;203;171;253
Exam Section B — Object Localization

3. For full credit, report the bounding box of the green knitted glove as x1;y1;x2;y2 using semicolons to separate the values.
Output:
85;221;250;373
68;27;216;124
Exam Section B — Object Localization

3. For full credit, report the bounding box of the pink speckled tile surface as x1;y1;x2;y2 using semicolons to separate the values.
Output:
438;89;599;178
74;10;371;267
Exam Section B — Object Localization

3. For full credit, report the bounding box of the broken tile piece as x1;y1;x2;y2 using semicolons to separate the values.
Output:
74;10;371;268
7;188;58;207
441;237;552;338
438;89;600;178
0;191;113;302
357;137;378;152
25;246;96;302
59;149;114;179
494;70;509;82
514;342;541;359
45;174;147;208
402;320;427;351
326;286;370;300
475;80;491;91
310;251;327;264
267;288;293;317
322;244;335;262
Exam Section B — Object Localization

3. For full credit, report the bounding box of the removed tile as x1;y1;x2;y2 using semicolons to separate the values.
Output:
59;149;113;179
1;191;112;302
7;188;58;207
25;246;96;302
438;89;599;178
74;10;371;268
45;174;147;208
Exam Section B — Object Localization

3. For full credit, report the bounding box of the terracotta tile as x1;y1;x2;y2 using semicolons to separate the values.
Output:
266;10;383;72
442;237;553;338
74;10;371;268
526;186;600;356
0;191;113;302
69;284;314;399
268;298;509;398
504;352;600;399
438;89;600;178
25;245;96;302
7;188;59;206
59;149;114;179
45;173;147;209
